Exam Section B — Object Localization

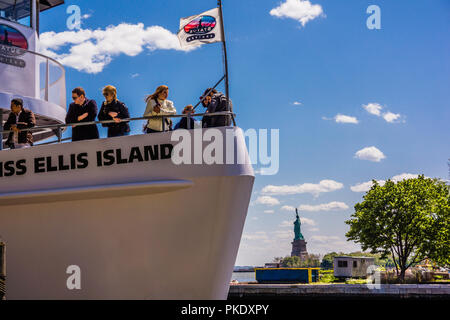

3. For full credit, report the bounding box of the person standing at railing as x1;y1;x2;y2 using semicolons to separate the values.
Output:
4;98;36;149
66;87;99;142
174;105;198;130
143;85;176;133
200;88;232;128
98;85;130;138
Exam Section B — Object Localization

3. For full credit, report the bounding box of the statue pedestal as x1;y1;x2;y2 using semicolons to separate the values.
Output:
291;239;308;259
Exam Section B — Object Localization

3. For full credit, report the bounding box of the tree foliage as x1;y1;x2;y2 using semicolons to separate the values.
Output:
281;254;321;268
345;176;450;281
272;257;284;263
320;252;338;269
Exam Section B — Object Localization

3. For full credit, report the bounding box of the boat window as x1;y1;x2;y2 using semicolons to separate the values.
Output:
0;0;32;27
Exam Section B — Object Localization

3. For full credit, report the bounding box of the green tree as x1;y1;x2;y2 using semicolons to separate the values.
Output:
303;254;321;267
345;176;450;281
320;252;339;269
280;254;321;268
281;256;301;267
272;257;284;264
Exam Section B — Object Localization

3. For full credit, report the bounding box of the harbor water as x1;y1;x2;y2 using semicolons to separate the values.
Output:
230;272;256;283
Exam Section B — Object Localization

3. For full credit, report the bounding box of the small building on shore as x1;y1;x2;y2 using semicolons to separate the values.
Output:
333;256;375;279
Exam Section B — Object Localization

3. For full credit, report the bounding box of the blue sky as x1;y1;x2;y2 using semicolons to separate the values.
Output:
38;0;450;266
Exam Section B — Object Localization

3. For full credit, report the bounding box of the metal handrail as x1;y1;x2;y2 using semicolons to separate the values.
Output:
15;47;66;70
0;45;67;108
0;111;236;145
0;111;235;134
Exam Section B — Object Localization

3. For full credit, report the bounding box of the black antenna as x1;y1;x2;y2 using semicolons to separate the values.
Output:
217;0;230;113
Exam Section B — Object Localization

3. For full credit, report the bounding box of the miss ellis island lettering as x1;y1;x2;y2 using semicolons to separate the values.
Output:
0;144;174;178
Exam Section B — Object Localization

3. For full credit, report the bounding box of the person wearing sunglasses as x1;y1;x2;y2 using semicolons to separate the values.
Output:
98;85;130;138
65;87;99;142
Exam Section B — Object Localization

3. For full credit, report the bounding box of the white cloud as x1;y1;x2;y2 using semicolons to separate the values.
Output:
130;73;140;78
391;173;422;182
354;146;386;162
298;201;349;212
350;180;384;192
334;114;359;124
264;210;275;214
382;111;401;123
40;23;193;73
261;180;344;197
300;217;316;225
363;103;383;116
362;103;404;123
292;101;302;106
242;231;269;241
279;220;293;228
272;230;293;240
281;205;296;212
254;196;280;206
270;0;324;27
350;173;426;192
310;235;340;243
280;217;316;227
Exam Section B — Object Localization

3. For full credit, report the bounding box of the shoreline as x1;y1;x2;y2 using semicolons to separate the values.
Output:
228;283;450;300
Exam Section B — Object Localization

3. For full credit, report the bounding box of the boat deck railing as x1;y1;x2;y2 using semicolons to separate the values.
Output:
0;47;66;109
0;111;236;147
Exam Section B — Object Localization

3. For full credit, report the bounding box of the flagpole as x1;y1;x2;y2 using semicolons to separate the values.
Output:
218;0;232;121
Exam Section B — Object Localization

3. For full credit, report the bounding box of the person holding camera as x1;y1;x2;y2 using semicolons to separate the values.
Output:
200;88;232;128
143;85;176;133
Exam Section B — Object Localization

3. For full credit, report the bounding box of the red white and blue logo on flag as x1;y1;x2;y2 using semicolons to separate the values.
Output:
178;8;222;48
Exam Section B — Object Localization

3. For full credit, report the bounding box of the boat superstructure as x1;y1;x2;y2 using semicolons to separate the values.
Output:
1;0;66;145
0;1;254;299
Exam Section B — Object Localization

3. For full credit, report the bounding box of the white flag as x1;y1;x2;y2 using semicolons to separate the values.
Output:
178;8;223;49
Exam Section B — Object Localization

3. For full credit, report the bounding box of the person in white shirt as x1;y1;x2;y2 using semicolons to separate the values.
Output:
143;85;176;133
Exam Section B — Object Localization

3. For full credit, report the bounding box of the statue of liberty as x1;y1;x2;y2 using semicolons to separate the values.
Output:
293;208;304;241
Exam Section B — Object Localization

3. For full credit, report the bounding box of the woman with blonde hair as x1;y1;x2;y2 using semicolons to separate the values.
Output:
98;85;130;137
143;85;176;133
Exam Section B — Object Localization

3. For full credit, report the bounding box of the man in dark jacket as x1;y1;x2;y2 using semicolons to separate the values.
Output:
4;98;36;149
65;87;99;141
200;88;232;128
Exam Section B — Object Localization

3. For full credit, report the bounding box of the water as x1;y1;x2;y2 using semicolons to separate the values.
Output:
230;271;256;283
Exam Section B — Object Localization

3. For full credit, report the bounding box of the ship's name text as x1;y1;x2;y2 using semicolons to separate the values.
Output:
0;143;173;178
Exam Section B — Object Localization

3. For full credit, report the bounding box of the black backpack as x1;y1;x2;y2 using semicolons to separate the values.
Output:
215;95;232;126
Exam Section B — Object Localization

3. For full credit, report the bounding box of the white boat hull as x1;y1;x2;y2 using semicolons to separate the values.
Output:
0;127;254;299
